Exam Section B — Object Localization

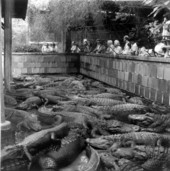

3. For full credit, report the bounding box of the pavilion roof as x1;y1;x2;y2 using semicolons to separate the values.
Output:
1;0;28;19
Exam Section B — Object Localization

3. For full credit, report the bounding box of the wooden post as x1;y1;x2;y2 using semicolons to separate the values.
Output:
0;0;11;129
4;0;12;92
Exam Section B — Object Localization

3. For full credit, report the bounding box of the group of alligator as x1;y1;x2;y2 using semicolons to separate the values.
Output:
1;74;170;171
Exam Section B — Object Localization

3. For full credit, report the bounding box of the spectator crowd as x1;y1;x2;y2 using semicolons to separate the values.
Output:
70;16;170;58
41;42;58;53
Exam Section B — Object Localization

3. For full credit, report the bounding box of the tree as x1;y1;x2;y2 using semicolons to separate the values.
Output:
27;0;102;51
143;0;170;17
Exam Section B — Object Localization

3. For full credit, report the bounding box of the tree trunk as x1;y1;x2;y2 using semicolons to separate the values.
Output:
66;29;71;53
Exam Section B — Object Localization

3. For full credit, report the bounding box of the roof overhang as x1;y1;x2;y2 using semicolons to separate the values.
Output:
104;0;150;8
1;0;28;19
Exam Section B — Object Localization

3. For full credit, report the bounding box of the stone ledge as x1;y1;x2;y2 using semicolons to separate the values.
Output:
82;54;170;64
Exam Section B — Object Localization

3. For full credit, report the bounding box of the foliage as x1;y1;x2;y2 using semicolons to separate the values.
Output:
27;0;103;45
143;0;170;17
47;0;102;31
27;0;102;33
13;45;41;52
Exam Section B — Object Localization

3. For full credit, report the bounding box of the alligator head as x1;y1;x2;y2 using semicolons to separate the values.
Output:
100;152;118;169
106;120;140;133
128;113;154;122
26;114;42;131
86;137;113;150
17;102;39;110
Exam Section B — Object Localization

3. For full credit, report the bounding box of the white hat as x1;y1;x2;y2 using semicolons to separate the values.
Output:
114;40;120;46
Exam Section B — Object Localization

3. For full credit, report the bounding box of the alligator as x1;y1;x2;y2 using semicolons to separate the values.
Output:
15;81;36;89
51;111;97;126
133;145;170;160
101;132;170;147
16;96;43;110
83;89;105;95
1;122;68;162
120;162;144;171
36;106;63;126
75;105;103;118
1;157;30;171
80;93;125;101
87;98;126;106
37;94;70;105
93;103;151;121
111;147;134;160
128;113;170;133
105;87;124;94
4;95;17;106
126;96;144;105
6;88;35;100
86;136;114;150
86;132;170;150
5;107;42;131
85;118;140;138
120;148;169;171
141;157;166;171
40;124;87;170
43;82;61;89
33;89;68;98
99;151;119;171
68;80;86;90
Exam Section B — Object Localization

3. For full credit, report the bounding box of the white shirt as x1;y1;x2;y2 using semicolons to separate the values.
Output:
162;20;170;37
154;43;166;56
42;45;52;53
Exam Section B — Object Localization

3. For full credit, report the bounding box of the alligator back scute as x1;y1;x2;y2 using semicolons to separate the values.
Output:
89;98;125;106
1;158;29;171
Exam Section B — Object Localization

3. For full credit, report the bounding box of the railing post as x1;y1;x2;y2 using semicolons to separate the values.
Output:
0;0;11;130
4;0;13;91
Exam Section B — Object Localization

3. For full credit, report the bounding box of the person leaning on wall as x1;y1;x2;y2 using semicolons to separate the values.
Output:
93;39;106;54
114;40;123;56
82;39;91;53
71;41;80;53
122;35;131;55
41;43;52;53
52;42;58;53
105;40;115;55
130;40;139;56
154;38;166;57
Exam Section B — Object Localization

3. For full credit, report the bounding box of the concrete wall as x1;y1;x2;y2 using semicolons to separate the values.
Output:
12;53;79;75
11;52;170;106
80;54;170;106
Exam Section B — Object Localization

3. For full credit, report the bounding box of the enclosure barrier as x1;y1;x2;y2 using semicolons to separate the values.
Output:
80;54;170;106
11;53;170;106
11;53;79;75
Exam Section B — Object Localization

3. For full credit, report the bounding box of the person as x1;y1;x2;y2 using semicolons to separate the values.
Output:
154;40;166;57
131;40;139;55
114;40;123;56
162;16;170;41
122;35;131;55
93;39;106;54
82;39;91;53
105;40;115;54
41;43;52;53
51;42;58;53
71;41;80;53
139;47;149;57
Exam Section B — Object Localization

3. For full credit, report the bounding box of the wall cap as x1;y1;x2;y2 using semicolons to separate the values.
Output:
82;53;170;64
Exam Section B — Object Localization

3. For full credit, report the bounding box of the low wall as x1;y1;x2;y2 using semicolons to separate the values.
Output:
12;53;79;75
80;54;170;106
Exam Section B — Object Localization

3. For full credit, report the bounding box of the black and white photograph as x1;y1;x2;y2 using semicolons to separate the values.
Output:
0;0;170;171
